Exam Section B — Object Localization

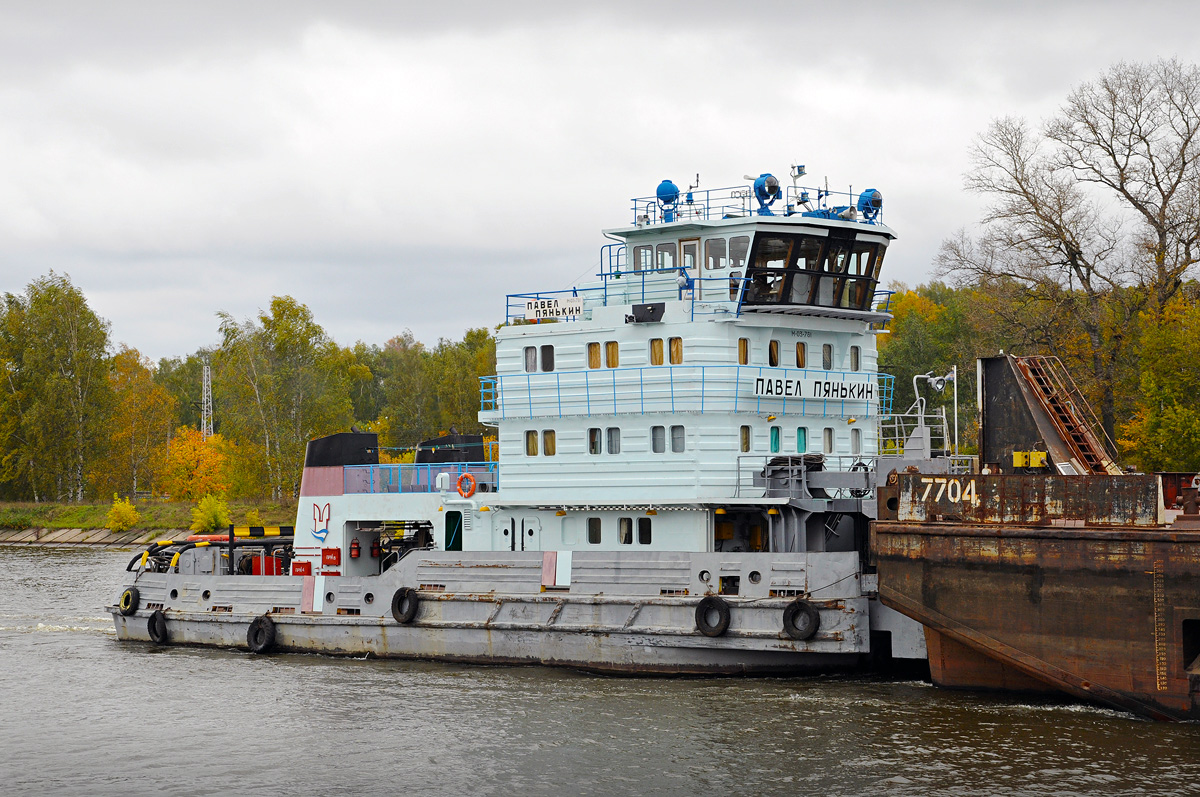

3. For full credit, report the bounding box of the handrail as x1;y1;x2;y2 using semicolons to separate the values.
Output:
344;462;498;496
630;183;885;227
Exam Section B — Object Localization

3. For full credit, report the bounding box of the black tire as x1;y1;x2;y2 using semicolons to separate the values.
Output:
391;587;419;624
247;614;276;654
695;595;731;637
782;598;820;640
147;609;169;644
118;586;140;617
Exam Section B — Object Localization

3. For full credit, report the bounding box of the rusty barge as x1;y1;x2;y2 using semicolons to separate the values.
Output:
873;354;1200;721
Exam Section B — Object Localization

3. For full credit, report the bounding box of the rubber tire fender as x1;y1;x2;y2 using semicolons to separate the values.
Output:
147;609;169;644
391;587;419;624
118;586;140;617
782;598;820;640
695;595;731;637
247;614;276;654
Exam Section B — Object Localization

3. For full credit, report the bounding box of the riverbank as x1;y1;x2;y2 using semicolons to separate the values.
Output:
0;527;164;546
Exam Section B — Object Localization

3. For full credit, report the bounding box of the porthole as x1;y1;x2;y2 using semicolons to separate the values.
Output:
202;590;211;601
699;569;711;583
169;589;178;600
325;592;335;604
748;571;761;584
527;529;534;537
364;593;375;604
887;497;900;512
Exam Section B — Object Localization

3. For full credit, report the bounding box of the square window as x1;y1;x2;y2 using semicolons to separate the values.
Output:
618;517;633;544
850;345;860;372
651;425;666;454
588;342;601;369
637;517;652;545
796;342;806;368
606;427;621;454
541;345;555;372
524;346;537;373
704;238;727;271
670;425;685;453
669;337;683;364
587;517;601;544
740;425;751;453
769;340;780;367
770;426;781;453
632;245;652;273
525;430;538;456
649;338;664;366
738;338;749;365
797;427;808;453
542;430;556;456
588;428;601;455
605;341;619;368
822;343;833;370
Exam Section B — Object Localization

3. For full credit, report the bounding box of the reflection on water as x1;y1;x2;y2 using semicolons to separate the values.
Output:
0;545;1197;796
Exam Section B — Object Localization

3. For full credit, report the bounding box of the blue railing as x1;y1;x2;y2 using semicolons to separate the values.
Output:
343;462;499;495
878;373;895;416
480;366;891;420
631;183;884;227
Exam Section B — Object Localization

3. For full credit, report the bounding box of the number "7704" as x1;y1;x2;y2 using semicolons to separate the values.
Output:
918;477;980;507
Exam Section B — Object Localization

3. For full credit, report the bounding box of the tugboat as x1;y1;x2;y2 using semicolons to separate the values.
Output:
111;167;942;673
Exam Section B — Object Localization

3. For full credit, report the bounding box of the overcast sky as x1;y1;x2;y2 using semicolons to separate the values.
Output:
2;1;1197;360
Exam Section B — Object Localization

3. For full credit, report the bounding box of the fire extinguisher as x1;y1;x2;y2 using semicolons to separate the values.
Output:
370;538;381;558
349;538;361;559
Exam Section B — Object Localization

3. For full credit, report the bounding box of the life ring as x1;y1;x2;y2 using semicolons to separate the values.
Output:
695;595;731;637
782;598;820;640
247;614;276;654
147;609;170;644
391;587;419;624
456;473;477;498
118;586;140;616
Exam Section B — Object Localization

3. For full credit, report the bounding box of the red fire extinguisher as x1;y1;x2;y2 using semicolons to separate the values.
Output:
370;538;381;558
349;538;361;559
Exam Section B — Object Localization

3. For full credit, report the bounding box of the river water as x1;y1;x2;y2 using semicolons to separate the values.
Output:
1;546;1197;796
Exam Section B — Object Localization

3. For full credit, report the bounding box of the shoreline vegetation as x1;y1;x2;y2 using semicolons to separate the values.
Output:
0;501;298;545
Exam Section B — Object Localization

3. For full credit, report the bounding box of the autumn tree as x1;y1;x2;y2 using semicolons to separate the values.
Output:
159;426;230;500
95;346;177;496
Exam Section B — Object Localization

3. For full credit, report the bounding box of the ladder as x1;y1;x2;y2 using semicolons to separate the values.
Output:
1013;356;1122;475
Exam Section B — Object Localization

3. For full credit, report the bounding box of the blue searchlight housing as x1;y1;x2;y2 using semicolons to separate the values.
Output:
753;173;781;215
656;179;681;222
856;188;883;221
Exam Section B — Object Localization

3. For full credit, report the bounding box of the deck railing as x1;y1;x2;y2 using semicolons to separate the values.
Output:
343;462;498;495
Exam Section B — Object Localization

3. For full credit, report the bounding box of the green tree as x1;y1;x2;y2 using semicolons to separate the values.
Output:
95;346;176;496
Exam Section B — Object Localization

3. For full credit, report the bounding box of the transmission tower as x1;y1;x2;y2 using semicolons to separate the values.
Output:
201;361;213;440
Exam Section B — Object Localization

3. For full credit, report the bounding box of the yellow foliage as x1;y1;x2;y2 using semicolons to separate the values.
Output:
245;507;263;526
190;494;231;533
106;494;140;532
160;427;230;501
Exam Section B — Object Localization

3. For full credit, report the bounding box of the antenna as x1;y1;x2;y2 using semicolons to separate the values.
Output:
201;360;214;440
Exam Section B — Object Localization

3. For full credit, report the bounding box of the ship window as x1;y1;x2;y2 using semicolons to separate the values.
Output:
543;430;556;456
770;426;781;453
541;345;555;372
851;427;862;456
705;237;727;270
587;517;601;544
740;425;752;453
618;517;633;544
850;346;860;372
797;427;808;453
730;236;750;269
588;428;601;455
753;236;792;270
525;430;538;456
769;340;780;367
632;245;652;273
605;341;619;368
738;338;749;365
823;427;834;454
822;343;833;370
669;337;683;364
670;425;685;453
795;237;824;270
637;517;652;545
796;342;807;368
606;427;621;454
649;338;664;365
524;346;537;373
656;242;676;271
651;425;666;453
588;342;601;369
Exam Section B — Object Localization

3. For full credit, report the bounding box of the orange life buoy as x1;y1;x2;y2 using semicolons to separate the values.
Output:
456;472;477;498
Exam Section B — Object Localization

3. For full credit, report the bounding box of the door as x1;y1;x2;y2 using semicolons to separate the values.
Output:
520;517;542;551
681;238;700;298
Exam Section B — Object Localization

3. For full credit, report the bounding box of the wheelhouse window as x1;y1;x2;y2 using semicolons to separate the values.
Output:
796;342;807;367
540;345;555;372
525;430;538;456
740;232;882;311
542;430;556;456
587;342;601;369
651;426;666;453
740;425;752;453
632;245;652;273
769;339;780;367
729;236;750;300
588;428;601;455
705;237;727;270
649;338;664;365
822;343;833;371
605;341;619;368
656;242;676;271
738;338;749;365
587;517;602;544
669;337;683;364
670;425;685;453
524;346;537;373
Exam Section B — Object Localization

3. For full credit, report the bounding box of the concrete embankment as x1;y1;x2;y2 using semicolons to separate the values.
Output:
0;528;183;546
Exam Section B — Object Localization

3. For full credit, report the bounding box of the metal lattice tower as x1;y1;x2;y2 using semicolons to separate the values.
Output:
201;362;214;440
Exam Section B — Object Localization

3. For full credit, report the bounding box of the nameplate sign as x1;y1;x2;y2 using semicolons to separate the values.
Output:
753;377;875;401
525;297;583;320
